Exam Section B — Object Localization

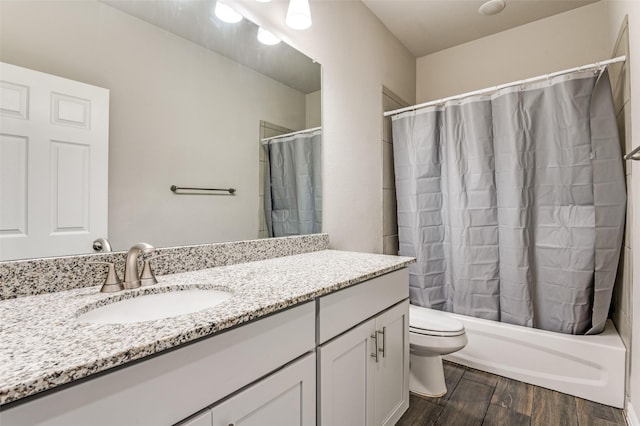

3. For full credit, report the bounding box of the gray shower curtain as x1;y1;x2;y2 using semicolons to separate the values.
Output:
392;69;625;335
264;129;322;237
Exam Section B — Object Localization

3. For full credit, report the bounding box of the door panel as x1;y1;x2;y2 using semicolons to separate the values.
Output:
210;353;315;426
375;300;410;426
50;141;89;232
0;134;27;236
0;62;109;260
318;319;376;426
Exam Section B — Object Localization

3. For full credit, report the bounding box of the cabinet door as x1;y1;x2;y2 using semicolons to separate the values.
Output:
0;62;109;261
318;318;376;426
374;300;409;426
210;353;315;426
179;410;212;426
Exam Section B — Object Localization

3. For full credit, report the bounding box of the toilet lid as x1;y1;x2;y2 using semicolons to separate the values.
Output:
410;304;465;335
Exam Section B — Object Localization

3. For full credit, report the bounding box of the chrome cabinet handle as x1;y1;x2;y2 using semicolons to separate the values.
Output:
377;326;386;358
370;332;379;362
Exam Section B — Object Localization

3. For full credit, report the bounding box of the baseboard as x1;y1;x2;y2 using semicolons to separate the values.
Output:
627;402;640;426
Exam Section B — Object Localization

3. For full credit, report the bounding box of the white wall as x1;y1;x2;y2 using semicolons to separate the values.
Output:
230;0;416;254
416;2;611;102
0;0;307;251
606;1;640;420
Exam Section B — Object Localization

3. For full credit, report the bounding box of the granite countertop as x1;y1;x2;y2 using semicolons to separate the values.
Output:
0;249;413;406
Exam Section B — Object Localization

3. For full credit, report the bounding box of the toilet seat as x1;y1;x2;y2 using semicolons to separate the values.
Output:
410;305;465;337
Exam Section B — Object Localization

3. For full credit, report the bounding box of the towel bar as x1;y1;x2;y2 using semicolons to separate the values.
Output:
170;185;236;194
624;145;640;161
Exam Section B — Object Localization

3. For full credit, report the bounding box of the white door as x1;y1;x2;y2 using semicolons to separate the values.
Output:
318;318;376;426
210;353;315;426
374;300;410;426
0;62;109;260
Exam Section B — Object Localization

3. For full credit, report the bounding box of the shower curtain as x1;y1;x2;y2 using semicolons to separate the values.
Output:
392;69;625;335
264;128;322;237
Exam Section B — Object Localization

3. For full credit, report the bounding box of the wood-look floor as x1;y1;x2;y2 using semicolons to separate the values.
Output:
396;362;626;426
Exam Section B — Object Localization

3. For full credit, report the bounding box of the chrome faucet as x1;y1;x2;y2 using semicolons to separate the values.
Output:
123;242;155;289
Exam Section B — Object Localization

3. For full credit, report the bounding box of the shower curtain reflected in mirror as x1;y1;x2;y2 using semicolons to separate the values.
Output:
263;128;322;237
392;69;625;335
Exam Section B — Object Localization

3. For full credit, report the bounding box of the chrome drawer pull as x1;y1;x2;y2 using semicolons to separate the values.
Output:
377;327;386;358
370;332;379;362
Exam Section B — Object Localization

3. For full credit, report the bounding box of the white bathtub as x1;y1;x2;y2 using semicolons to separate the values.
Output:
443;313;626;408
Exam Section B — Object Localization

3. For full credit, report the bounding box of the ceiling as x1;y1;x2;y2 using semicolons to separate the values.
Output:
102;0;321;93
361;0;599;57
102;0;600;86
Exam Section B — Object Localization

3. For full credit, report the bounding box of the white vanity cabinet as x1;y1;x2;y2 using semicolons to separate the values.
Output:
180;353;315;426
317;269;410;426
2;268;410;426
180;411;212;426
2;302;316;426
210;353;315;425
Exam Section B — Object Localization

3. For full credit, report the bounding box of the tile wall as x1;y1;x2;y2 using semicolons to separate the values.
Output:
609;16;634;404
382;87;409;255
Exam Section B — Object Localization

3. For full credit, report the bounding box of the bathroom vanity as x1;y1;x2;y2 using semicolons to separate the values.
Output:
0;249;412;425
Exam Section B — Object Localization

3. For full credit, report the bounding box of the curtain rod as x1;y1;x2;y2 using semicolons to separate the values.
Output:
384;55;627;117
261;126;322;143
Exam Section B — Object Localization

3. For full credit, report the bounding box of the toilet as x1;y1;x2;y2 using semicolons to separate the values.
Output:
409;304;468;397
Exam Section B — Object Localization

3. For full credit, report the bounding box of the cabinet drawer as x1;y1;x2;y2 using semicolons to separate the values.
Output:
317;269;408;344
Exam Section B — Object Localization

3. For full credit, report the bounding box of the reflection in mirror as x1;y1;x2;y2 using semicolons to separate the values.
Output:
262;127;322;238
0;0;321;261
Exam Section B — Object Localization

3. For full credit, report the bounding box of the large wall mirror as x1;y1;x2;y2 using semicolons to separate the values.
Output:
0;0;322;261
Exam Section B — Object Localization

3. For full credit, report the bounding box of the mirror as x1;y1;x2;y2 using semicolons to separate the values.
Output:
0;0;321;261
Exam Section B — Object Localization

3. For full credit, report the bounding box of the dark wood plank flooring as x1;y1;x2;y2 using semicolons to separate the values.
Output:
397;362;626;426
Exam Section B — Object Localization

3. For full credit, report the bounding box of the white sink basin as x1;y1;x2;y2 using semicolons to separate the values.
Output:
77;289;232;324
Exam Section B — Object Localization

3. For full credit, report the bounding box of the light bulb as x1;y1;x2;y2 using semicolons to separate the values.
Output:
257;27;281;45
214;1;243;23
479;0;506;16
286;0;311;30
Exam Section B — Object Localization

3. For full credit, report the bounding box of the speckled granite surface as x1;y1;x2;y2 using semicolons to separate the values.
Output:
0;249;413;406
0;234;329;300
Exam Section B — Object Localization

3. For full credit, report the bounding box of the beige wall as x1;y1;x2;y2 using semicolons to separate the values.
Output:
230;0;416;254
606;2;640;421
0;0;308;252
416;2;611;102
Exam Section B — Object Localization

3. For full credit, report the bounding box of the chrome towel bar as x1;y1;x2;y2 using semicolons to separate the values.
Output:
624;145;640;161
170;185;236;194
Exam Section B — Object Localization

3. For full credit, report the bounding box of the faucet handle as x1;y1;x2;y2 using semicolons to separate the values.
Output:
90;262;123;293
139;254;167;287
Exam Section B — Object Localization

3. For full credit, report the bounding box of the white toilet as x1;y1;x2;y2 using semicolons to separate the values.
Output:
409;304;468;397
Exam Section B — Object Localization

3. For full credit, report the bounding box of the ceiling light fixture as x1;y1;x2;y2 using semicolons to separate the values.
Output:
479;0;506;16
286;0;312;30
214;1;243;23
257;27;281;45
255;0;272;3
